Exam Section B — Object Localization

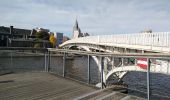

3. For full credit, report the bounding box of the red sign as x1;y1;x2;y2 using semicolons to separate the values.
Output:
137;58;148;69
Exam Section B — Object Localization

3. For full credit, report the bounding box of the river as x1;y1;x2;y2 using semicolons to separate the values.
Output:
0;53;170;100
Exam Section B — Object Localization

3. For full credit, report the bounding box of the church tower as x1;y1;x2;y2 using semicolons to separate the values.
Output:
73;20;82;39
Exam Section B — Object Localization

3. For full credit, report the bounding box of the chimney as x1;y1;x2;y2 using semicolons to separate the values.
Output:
10;26;13;34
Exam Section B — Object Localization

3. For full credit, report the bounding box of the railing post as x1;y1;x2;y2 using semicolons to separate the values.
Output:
167;60;170;74
142;50;144;53
100;56;104;89
112;57;114;69
121;58;124;66
63;52;66;77
135;57;137;66
147;58;150;100
44;52;47;72
47;51;51;72
10;51;13;71
88;55;90;84
167;32;169;47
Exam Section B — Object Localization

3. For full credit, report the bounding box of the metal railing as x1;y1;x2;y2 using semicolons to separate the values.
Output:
48;48;170;100
1;48;170;100
0;48;47;75
61;32;170;50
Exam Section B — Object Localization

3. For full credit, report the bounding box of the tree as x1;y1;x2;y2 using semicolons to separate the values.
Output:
36;31;49;40
49;33;56;48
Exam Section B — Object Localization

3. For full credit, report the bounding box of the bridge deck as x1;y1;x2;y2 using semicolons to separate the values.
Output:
0;72;144;100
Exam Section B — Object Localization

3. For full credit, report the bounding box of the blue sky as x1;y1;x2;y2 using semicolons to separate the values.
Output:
0;0;170;37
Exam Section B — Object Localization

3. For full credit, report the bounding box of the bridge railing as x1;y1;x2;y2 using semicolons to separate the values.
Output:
64;32;170;49
98;32;170;47
47;49;170;100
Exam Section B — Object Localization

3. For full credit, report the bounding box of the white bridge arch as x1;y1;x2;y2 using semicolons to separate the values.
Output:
60;32;170;85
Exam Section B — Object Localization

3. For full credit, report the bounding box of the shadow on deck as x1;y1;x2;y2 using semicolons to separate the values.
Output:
0;72;145;100
0;72;97;100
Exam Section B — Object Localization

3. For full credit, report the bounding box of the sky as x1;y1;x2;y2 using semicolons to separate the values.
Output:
0;0;170;37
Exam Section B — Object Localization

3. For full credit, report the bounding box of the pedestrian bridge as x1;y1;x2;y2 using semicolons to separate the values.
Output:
61;32;170;53
59;32;170;86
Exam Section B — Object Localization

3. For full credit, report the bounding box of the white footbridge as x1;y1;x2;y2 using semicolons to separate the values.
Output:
60;32;170;85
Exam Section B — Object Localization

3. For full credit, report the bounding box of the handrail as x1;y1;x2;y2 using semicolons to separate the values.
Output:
0;47;47;51
48;48;170;59
61;32;170;48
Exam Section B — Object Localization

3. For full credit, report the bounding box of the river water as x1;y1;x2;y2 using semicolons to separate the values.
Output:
1;53;170;100
50;55;170;100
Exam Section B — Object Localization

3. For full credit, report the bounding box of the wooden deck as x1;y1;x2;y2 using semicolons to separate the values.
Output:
0;72;145;100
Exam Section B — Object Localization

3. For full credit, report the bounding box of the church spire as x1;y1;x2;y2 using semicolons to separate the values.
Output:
74;19;79;30
73;19;81;39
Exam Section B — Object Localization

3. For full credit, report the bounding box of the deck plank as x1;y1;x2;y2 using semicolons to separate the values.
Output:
0;72;96;100
0;72;145;100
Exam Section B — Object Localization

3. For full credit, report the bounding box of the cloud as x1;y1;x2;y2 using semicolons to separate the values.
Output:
0;0;170;37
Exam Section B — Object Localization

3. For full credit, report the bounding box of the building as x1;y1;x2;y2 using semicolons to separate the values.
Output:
0;26;11;46
9;39;50;48
0;26;50;48
0;26;32;47
55;32;63;46
72;20;89;39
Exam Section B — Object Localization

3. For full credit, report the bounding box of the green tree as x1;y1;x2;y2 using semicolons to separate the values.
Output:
36;31;49;40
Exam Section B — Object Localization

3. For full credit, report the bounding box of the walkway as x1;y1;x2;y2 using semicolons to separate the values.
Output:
0;72;145;100
0;72;96;100
60;32;170;53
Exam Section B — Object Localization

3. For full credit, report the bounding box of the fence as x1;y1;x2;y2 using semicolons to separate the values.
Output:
48;49;170;100
0;48;47;75
1;48;170;100
47;52;101;84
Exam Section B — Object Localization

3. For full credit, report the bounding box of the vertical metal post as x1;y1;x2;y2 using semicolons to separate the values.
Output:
142;50;144;53
135;58;137;65
167;60;169;74
112;57;114;68
121;58;124;66
100;56;104;89
63;52;66;77
147;58;150;100
7;36;9;47
167;33;169;47
10;51;13;71
47;51;50;72
88;55;90;84
124;48;127;53
44;52;47;71
134;57;137;66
